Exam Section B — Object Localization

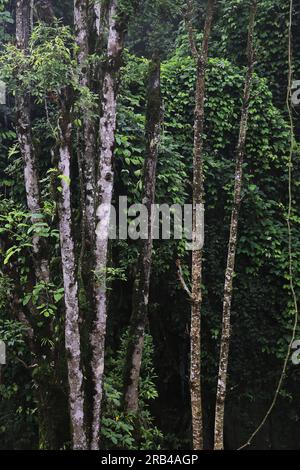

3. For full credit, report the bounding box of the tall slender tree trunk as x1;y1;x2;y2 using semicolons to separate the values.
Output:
16;0;50;285
15;1;68;450
74;0;89;83
74;0;97;248
184;0;215;450
57;90;87;450
123;57;163;413
74;0;107;446
214;1;257;451
90;0;127;450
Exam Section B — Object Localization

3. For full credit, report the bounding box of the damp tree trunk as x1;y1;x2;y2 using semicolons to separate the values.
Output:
90;0;136;450
74;0;100;251
16;0;50;285
15;1;68;450
213;1;257;451
35;0;55;22
123;57;163;413
180;0;215;450
57;88;87;450
73;0;107;447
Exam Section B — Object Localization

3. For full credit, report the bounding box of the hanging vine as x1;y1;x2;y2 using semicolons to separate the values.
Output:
238;0;299;450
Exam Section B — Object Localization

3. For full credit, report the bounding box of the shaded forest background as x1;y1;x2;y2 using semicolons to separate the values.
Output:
0;0;300;450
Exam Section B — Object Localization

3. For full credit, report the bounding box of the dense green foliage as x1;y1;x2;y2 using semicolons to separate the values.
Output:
0;0;299;450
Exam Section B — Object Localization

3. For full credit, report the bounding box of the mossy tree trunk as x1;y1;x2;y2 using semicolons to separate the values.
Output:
123;57;163;413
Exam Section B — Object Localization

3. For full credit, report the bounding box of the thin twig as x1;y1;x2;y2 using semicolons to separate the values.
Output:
176;259;192;299
15;356;38;369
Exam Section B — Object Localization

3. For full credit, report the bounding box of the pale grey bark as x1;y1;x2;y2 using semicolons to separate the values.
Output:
74;1;89;86
184;0;215;450
57;93;87;450
15;1;62;449
90;0;126;450
123;57;162;413
94;0;103;37
214;1;257;450
74;0;107;449
74;0;97;248
16;0;50;284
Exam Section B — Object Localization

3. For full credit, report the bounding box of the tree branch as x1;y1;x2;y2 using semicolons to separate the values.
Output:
176;260;192;299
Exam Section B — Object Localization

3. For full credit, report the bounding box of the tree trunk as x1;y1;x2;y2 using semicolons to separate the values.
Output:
35;0;54;22
74;0;89;86
74;0;97;249
94;0;104;37
57;90;87;450
123;57;162;413
15;1;71;451
16;0;50;285
214;1;257;451
74;0;105;446
89;0;126;450
185;0;215;450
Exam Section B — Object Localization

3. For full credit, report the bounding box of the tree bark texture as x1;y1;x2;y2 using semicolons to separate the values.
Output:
214;1;257;451
74;0;97;247
187;0;215;450
57;91;87;450
16;0;50;285
123;57;162;413
35;0;54;22
90;0;126;450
